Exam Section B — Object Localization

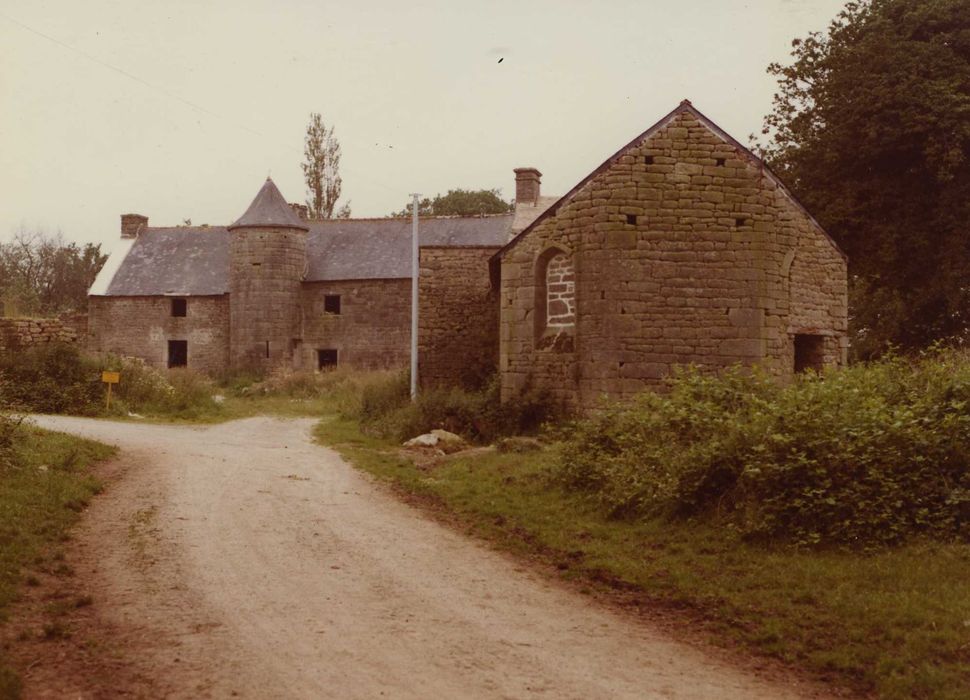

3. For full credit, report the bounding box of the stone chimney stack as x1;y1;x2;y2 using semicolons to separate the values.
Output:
514;168;542;206
288;203;309;221
121;213;148;239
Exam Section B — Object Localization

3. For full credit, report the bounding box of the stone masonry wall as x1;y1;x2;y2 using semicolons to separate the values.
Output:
229;226;306;371
418;247;500;388
87;295;230;374
300;279;410;370
0;318;78;353
499;108;847;409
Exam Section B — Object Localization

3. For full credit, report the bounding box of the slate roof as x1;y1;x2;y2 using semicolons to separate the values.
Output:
228;177;308;231
101;227;230;296
92;215;513;296
306;216;512;281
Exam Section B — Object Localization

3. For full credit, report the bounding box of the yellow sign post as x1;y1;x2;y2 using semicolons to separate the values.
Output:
102;371;120;410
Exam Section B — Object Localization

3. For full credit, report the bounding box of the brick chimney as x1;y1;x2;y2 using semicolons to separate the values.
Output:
289;203;309;221
120;213;148;239
514;168;542;206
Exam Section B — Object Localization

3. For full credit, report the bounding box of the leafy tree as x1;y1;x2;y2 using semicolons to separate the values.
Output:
391;189;513;218
301;113;350;219
761;0;970;357
0;229;106;317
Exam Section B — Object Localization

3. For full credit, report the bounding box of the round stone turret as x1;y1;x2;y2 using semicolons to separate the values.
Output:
227;177;308;371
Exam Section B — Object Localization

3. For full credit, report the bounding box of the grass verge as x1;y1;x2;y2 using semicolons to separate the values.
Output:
0;425;115;699
315;415;970;700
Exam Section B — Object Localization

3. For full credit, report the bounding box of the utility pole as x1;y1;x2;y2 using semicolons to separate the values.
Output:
410;193;420;400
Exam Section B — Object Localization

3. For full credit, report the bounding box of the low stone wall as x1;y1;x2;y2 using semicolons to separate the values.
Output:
0;318;79;352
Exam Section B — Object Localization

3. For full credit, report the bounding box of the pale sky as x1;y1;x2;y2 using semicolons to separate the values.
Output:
1;0;846;251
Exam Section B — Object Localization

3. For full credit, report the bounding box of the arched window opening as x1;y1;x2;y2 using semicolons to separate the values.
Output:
534;247;575;350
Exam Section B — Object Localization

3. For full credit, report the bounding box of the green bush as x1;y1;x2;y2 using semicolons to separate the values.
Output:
0;343;102;415
356;373;560;444
556;353;970;547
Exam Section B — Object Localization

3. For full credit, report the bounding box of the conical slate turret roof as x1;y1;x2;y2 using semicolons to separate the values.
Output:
227;177;309;231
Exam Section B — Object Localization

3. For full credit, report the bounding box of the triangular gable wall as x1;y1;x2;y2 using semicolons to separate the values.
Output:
495;100;845;262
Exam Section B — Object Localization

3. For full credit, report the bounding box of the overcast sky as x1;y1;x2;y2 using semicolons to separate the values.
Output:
1;0;846;251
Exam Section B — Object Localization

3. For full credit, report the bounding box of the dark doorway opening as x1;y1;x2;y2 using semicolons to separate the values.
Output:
794;334;825;373
168;340;188;368
317;348;338;370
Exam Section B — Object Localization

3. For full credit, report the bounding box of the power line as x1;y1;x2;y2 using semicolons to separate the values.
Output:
0;10;266;139
0;11;411;201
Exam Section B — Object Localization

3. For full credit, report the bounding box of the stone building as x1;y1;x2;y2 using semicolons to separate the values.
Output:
88;177;512;376
88;100;847;407
493;100;847;409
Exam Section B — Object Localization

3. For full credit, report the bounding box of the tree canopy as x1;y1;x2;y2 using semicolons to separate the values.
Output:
0;230;107;317
391;189;513;218
302;113;350;219
762;0;970;357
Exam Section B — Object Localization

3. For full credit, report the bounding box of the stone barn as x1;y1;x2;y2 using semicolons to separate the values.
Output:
493;100;848;409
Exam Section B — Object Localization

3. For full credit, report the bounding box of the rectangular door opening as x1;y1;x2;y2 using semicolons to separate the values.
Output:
794;334;825;373
168;340;188;368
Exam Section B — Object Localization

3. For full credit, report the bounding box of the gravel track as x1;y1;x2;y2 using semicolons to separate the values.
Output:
28;415;823;699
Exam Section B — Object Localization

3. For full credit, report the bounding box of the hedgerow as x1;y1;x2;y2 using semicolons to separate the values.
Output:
556;351;970;547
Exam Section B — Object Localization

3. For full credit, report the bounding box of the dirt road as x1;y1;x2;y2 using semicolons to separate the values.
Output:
26;415;820;699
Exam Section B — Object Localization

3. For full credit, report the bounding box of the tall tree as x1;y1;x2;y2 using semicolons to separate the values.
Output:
301;113;350;219
391;188;513;218
0;229;107;316
761;0;970;357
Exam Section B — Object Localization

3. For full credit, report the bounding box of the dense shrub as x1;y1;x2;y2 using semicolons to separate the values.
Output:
0;343;102;414
556;353;970;547
356;373;560;444
0;348;221;419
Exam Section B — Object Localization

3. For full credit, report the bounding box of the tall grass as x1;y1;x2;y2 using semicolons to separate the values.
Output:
354;373;560;443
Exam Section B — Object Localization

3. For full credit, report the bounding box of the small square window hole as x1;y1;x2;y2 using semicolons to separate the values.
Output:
716;157;726;166
626;214;637;225
171;298;186;317
324;295;341;314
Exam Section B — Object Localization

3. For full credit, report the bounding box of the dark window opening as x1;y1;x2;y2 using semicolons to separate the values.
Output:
167;340;187;368
171;298;186;317
625;214;637;225
265;340;270;359
735;217;749;228
317;349;338;370
324;295;341;314
716;157;726;166
794;334;826;373
644;155;654;165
